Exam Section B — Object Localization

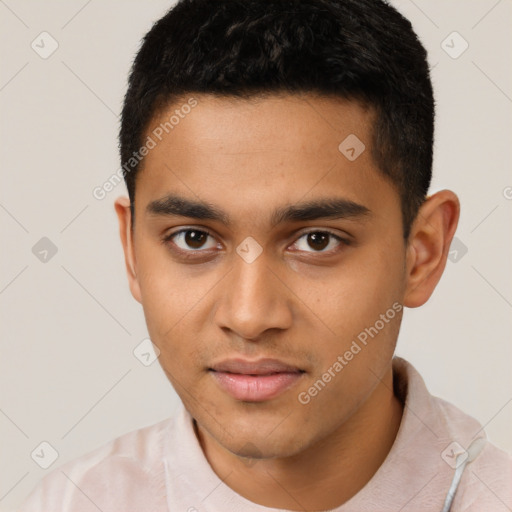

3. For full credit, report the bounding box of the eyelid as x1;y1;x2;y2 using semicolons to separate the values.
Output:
163;225;216;240
289;228;349;254
293;227;349;240
162;226;221;250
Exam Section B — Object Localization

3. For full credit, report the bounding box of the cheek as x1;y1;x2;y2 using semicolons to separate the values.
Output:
133;241;228;390
134;244;198;359
295;244;405;339
135;240;200;329
293;241;406;391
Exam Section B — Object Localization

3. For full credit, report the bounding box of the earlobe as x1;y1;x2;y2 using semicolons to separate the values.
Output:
404;190;460;308
114;197;142;304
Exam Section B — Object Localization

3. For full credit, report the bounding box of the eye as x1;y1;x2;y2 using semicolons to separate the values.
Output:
292;231;344;253
166;229;218;251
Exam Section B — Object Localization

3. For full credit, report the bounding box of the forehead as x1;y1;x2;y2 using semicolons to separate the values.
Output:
135;93;398;228
147;93;373;155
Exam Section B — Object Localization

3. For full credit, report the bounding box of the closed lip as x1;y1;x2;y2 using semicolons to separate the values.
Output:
209;358;304;375
209;357;305;401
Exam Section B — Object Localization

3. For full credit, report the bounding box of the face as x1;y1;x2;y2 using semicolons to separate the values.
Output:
121;94;410;459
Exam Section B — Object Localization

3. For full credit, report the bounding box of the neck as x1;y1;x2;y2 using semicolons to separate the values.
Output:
195;366;403;511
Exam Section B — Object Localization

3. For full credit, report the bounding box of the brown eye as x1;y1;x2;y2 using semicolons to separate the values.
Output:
184;230;207;249
168;229;217;251
307;232;329;251
293;231;343;253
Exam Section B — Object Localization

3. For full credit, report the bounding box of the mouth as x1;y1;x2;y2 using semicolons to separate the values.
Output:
208;358;305;402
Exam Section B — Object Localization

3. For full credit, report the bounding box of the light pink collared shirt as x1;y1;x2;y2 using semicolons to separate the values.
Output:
18;357;512;511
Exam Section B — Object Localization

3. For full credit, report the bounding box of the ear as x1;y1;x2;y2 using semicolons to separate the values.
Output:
404;190;460;308
114;196;142;303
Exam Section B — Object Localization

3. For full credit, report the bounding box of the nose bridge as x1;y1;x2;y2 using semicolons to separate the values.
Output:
233;252;273;305
215;246;292;339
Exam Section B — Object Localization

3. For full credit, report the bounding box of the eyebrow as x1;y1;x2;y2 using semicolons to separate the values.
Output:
146;194;371;226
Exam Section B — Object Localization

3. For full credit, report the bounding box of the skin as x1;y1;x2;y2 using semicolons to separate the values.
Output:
115;93;459;510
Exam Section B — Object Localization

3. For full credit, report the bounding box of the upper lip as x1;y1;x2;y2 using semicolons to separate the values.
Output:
209;358;304;375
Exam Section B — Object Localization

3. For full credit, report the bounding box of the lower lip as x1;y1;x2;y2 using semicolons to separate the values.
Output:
211;371;303;402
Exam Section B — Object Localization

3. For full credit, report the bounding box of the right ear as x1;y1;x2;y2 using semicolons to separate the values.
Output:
114;197;142;303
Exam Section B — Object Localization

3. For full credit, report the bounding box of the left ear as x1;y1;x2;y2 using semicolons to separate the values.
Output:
404;189;460;308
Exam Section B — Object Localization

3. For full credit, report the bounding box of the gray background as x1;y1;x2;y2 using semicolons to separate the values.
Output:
1;0;511;509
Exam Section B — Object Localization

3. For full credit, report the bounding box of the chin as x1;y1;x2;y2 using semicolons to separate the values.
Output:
227;435;309;461
214;410;315;460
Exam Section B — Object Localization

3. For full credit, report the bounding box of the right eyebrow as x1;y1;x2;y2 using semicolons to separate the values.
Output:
146;194;230;225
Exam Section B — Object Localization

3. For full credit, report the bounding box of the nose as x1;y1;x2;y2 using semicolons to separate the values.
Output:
214;249;293;341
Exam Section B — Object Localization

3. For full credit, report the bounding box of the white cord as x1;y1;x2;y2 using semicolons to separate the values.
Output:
440;437;487;512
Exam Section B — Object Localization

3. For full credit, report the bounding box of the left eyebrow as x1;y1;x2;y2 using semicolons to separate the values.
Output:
270;198;371;226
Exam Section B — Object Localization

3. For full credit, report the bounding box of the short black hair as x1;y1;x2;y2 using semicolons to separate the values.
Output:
120;0;434;238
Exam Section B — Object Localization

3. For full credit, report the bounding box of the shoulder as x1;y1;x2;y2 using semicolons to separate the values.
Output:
18;416;175;512
422;379;512;510
393;357;512;511
454;440;512;511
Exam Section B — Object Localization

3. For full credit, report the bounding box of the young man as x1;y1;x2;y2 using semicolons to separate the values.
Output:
19;0;511;510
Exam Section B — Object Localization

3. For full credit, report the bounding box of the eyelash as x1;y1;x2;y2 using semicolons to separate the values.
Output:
162;227;350;258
